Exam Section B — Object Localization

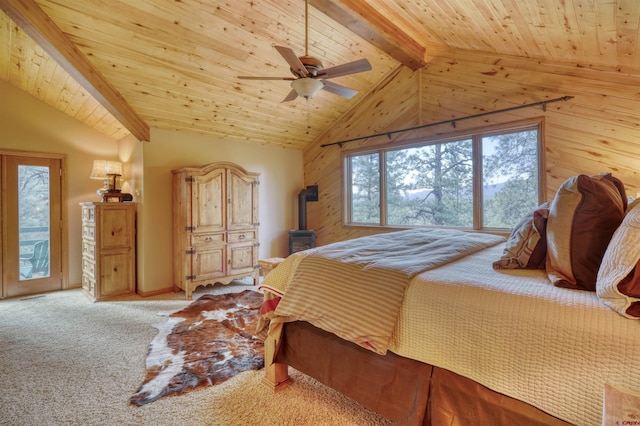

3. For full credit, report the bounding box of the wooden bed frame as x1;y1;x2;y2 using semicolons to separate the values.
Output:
264;321;573;426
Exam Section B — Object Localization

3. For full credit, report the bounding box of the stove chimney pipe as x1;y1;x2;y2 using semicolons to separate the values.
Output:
298;188;308;230
297;185;318;231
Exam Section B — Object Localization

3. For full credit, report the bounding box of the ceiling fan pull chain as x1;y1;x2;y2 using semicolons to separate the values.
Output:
306;99;311;134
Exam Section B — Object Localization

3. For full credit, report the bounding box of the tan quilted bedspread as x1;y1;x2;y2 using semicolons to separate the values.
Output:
392;244;640;426
264;229;504;354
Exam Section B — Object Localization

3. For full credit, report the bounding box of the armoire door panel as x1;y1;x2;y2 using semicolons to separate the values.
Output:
192;168;225;233
228;169;257;230
228;243;256;275
193;246;225;280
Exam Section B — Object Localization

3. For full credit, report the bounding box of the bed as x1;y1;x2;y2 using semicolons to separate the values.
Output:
257;173;640;426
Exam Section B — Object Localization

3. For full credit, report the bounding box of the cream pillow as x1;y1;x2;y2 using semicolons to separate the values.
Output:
596;199;640;318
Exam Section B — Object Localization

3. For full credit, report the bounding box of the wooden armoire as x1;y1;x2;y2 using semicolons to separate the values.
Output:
172;162;259;299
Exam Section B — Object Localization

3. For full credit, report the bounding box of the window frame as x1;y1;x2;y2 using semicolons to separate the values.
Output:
342;117;545;231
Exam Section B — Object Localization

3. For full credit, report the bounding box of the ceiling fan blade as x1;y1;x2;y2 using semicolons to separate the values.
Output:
238;76;295;80
318;58;372;79
274;46;309;78
321;80;358;99
282;89;299;102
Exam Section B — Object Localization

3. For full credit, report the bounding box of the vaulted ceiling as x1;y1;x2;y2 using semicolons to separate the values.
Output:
1;0;639;149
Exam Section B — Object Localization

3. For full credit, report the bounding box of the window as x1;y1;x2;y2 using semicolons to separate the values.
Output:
344;120;543;230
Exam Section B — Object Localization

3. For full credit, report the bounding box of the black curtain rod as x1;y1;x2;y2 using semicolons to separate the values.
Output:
321;95;574;148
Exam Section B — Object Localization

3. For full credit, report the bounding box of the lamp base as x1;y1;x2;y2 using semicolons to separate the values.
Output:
97;189;124;202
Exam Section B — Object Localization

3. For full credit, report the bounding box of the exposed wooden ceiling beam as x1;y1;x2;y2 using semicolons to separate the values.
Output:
0;0;150;141
311;0;427;71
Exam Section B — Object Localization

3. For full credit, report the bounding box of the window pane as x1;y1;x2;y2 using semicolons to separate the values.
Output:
350;153;380;224
386;139;473;226
19;165;50;280
482;129;539;228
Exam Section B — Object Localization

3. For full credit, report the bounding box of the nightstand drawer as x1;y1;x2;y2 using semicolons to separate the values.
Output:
82;241;96;259
82;274;96;295
82;206;95;223
82;258;96;278
82;225;96;242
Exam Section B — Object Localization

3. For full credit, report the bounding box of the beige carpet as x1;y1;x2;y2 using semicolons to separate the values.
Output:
0;283;392;426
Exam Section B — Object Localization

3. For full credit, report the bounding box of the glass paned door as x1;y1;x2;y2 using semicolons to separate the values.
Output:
19;165;51;280
2;155;62;298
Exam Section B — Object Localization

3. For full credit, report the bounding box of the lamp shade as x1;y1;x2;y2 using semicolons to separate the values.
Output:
90;160;122;179
290;78;323;99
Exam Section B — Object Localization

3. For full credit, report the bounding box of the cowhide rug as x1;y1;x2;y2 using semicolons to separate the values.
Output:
130;290;264;406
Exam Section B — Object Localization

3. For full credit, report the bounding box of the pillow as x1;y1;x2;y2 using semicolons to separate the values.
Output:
546;173;626;291
493;202;549;270
597;199;640;318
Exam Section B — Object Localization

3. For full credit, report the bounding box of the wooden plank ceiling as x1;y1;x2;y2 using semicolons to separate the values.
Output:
0;0;639;149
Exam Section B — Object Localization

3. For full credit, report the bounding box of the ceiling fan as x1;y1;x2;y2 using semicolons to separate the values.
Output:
238;0;372;102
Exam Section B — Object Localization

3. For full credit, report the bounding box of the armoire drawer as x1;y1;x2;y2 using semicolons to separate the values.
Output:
228;230;256;242
191;232;225;246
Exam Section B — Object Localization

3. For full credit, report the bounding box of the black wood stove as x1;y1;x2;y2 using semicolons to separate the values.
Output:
289;185;318;254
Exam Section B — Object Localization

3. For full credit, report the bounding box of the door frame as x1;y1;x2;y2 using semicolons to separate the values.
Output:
0;149;68;299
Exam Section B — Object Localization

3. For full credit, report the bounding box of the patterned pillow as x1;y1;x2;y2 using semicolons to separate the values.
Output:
546;173;627;291
596;199;640;318
493;202;549;270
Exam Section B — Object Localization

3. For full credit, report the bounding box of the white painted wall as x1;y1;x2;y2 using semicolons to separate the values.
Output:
0;79;304;295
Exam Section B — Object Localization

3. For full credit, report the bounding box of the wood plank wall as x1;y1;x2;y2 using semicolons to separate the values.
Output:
304;48;640;246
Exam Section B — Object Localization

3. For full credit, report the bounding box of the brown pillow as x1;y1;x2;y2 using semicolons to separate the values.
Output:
546;173;626;291
596;199;640;318
493;202;549;270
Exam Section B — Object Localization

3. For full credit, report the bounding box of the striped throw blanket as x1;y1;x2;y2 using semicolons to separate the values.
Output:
269;229;505;355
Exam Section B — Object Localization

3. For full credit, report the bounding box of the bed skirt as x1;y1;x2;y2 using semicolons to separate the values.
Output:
276;321;573;426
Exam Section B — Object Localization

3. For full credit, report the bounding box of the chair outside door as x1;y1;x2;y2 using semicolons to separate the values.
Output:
19;240;49;279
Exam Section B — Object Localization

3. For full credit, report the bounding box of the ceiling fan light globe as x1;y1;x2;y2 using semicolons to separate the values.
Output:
291;78;323;99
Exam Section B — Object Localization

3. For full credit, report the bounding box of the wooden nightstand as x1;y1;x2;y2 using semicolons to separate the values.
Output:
258;257;285;276
80;202;136;302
